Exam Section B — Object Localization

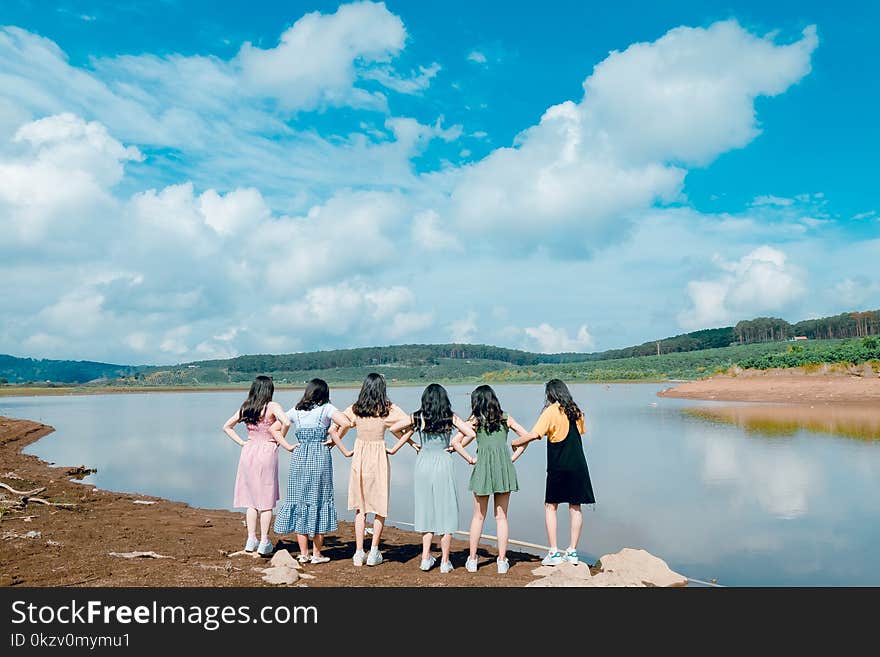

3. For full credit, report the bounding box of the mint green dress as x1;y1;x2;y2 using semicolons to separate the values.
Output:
414;429;459;534
469;415;519;496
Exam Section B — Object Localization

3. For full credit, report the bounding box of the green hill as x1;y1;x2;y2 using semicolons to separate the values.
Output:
1;309;878;386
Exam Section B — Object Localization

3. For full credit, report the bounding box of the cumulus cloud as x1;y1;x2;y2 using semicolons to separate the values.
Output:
467;50;487;64
0;12;836;364
679;246;807;329
432;21;818;253
525;324;595;353
448;312;478;342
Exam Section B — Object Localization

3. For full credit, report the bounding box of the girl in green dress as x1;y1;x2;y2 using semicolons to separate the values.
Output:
451;385;529;574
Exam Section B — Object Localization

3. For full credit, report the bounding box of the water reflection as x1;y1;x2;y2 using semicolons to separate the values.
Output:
2;385;880;585
686;405;880;441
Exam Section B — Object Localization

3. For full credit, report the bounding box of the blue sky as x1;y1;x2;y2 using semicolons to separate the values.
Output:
0;1;877;363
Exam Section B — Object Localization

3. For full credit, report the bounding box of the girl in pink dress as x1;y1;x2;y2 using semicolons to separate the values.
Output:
222;375;294;556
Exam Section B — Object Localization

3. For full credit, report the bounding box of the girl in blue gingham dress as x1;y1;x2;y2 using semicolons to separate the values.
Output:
273;379;353;564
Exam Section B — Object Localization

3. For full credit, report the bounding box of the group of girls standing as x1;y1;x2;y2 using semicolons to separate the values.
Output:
223;372;595;573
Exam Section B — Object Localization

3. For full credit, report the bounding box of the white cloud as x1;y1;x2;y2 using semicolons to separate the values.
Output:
467;50;487;65
753;195;795;207
448;312;477;342
361;62;441;94
411;209;462;252
434;21;818;253
236;1;407;110
267;279;430;343
525;324;594;353
680;246;807;329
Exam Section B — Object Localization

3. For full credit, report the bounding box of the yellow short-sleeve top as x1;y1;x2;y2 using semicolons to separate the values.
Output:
531;402;586;443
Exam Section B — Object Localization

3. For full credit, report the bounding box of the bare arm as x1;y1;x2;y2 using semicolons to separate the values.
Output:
452;414;476;439
387;428;415;455
327;423;354;457
222;412;246;447
455;417;478;449
450;431;476;464
509;413;542;447
267;402;296;452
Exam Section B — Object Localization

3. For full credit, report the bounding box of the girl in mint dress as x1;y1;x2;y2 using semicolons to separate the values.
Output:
451;385;529;574
389;384;475;574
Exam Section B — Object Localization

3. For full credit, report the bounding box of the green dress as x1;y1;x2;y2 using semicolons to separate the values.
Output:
469;416;519;495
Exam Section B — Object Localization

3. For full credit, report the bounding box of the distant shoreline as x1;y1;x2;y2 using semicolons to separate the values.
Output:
0;379;674;398
659;369;880;405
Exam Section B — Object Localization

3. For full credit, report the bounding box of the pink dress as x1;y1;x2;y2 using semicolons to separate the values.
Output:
233;415;279;510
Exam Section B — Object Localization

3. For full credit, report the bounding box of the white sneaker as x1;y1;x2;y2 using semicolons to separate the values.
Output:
419;555;436;571
297;554;311;563
439;560;454;574
366;548;383;566
541;550;564;566
352;549;366;567
497;558;510;574
310;555;330;564
564;548;579;565
465;557;478;573
244;536;259;553
256;539;273;556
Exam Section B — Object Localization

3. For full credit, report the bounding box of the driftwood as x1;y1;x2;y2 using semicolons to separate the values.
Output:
0;482;46;497
109;551;173;559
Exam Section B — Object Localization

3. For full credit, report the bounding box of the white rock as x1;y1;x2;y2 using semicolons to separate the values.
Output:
586;548;687;587
527;562;593;587
269;549;303;570
261;566;299;585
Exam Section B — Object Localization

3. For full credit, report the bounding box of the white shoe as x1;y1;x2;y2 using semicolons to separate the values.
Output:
497;558;510;574
419;555;436;571
465;557;478;573
564;548;579;565
244;536;259;553
310;555;330;564
541;550;564;566
439;560;454;574
352;549;365;567
297;553;311;563
256;539;273;556
366;548;383;566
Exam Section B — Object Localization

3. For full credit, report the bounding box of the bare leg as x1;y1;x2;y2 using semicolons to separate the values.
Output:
354;510;365;553
569;504;583;551
296;533;310;558
312;534;324;557
259;510;272;543
544;503;559;550
421;532;434;560
245;508;258;540
440;533;452;564
494;493;510;561
469;495;489;560
371;514;385;551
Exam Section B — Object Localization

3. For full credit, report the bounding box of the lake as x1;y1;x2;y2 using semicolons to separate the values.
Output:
2;383;879;586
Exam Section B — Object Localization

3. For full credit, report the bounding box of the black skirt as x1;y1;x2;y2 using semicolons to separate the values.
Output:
545;418;595;505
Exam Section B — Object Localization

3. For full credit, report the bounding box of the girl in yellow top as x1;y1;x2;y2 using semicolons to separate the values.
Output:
512;379;595;566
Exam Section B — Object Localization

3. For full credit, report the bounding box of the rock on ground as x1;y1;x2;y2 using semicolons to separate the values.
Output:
527;548;687;587
269;549;303;570
260;566;299;585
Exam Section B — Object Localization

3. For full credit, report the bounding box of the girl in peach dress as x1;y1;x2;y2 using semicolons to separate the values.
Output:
336;373;414;567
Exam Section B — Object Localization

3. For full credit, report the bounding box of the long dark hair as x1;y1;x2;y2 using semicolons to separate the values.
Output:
352;373;391;418
545;379;583;424
413;383;454;434
296;378;330;411
470;384;505;433
239;375;274;425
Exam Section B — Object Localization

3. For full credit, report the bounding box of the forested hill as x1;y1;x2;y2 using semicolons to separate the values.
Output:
0;354;134;384
1;309;877;384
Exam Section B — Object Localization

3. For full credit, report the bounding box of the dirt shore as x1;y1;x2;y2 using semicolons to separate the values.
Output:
0;416;550;587
659;369;880;405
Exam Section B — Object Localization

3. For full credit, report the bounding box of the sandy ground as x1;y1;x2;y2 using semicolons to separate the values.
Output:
659;370;880;405
0;416;562;587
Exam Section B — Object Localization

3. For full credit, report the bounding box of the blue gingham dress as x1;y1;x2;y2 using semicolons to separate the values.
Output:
273;404;338;536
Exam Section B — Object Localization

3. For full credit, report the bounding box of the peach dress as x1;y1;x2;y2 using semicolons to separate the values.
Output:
343;403;408;517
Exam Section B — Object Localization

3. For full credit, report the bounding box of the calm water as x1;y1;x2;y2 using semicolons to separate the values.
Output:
3;383;879;586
